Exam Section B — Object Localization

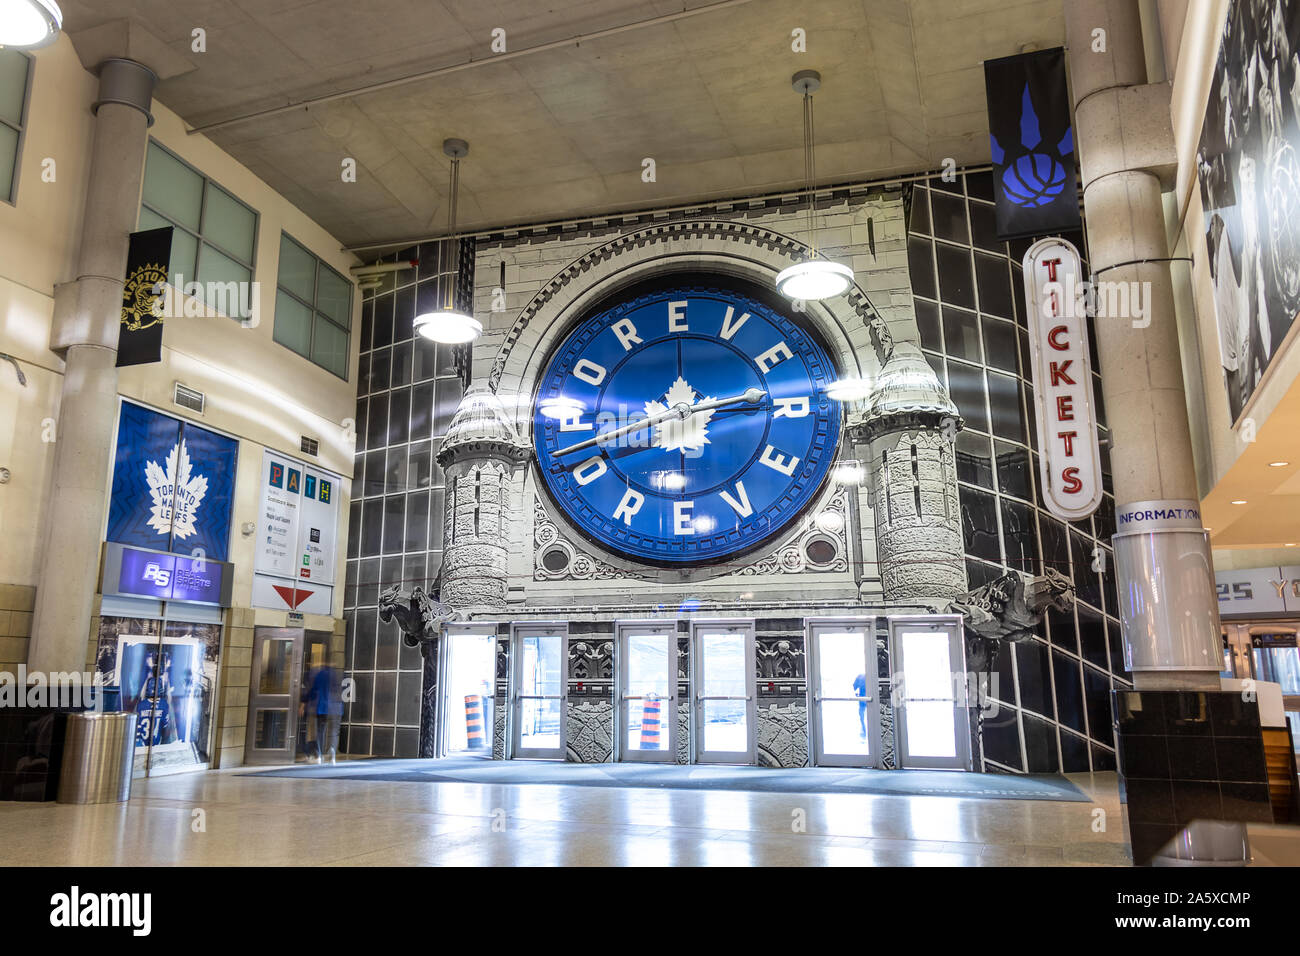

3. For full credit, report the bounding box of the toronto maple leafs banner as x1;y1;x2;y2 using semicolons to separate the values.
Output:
106;402;239;562
984;48;1081;240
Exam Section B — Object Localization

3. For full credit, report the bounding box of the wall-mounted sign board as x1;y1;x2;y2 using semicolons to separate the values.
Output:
1022;237;1103;521
102;542;234;607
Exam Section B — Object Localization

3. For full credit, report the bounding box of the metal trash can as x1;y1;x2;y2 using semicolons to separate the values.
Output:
57;712;137;804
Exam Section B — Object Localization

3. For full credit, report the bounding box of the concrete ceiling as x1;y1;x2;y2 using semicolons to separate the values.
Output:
61;0;1065;249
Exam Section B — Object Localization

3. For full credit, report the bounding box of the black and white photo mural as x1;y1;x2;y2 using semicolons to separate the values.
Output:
1197;0;1300;421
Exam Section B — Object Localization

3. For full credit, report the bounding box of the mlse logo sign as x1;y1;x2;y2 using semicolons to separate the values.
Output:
1022;237;1103;522
142;562;170;587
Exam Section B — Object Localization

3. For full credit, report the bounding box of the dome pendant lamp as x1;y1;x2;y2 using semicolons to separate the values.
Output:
414;138;483;345
775;70;852;302
0;0;62;50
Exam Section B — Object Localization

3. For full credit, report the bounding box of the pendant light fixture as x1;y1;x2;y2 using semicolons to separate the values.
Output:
775;70;853;302
0;0;62;49
414;138;483;344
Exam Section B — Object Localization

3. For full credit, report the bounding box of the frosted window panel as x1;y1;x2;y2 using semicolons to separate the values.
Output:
312;314;348;378
317;266;352;327
274;290;312;355
197;243;252;318
0;123;16;202
203;184;256;262
143;144;202;232
0;50;27;126
0;50;26;127
140;208;198;289
278;234;316;301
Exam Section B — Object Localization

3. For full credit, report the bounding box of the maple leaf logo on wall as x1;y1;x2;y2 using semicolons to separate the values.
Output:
644;376;715;453
145;440;209;541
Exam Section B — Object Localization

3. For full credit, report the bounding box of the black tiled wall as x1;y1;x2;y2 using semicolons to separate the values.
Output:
906;172;1130;774
1115;690;1271;865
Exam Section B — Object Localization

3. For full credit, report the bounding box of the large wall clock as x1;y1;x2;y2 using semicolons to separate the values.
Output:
533;278;842;566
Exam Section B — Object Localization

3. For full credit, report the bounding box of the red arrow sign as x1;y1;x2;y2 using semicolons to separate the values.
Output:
272;584;312;609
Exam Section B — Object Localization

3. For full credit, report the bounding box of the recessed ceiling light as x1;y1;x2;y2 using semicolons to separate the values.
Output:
1268;461;1290;467
1287;543;1297;548
1231;499;1248;505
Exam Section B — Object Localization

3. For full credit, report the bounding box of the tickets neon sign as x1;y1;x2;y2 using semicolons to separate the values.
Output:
1022;237;1103;521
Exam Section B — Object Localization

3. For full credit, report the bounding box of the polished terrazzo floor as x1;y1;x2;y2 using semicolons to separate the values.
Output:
0;761;1142;866
5;761;1300;866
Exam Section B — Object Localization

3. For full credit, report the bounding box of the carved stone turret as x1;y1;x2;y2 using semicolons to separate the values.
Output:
435;385;531;610
853;343;966;600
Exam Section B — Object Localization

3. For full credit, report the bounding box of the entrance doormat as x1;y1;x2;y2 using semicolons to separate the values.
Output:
244;757;1088;802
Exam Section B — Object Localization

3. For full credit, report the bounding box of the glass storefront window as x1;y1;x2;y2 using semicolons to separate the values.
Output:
1254;645;1300;695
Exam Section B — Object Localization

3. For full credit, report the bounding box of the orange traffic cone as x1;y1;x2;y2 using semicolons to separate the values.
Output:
465;694;486;749
639;693;662;750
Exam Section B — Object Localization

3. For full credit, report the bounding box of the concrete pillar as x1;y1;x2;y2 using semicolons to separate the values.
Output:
1064;1;1221;689
28;59;156;675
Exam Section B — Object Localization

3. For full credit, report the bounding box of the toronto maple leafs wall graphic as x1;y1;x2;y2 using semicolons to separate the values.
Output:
983;48;1081;240
106;402;239;562
1197;0;1300;422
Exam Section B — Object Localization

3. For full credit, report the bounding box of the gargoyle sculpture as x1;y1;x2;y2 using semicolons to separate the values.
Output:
377;584;464;662
944;568;1076;673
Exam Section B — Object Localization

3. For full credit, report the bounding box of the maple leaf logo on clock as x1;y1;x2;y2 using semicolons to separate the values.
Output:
644;376;716;453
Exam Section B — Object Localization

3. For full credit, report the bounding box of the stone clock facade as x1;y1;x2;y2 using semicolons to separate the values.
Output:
345;172;1130;776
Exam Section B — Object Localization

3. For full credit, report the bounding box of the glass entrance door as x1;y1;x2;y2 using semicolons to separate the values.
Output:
245;628;303;765
510;623;567;759
890;616;970;770
295;631;332;761
439;624;498;758
692;620;756;764
616;621;677;762
807;618;880;767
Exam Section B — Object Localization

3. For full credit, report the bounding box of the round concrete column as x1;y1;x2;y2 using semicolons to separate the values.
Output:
28;62;155;675
1064;0;1221;688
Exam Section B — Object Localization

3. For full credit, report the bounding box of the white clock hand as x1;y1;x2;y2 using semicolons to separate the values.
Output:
553;387;766;457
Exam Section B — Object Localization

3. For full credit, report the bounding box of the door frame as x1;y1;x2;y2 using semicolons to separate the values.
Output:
889;614;971;771
805;615;882;769
244;627;304;766
689;618;756;764
436;622;498;758
614;619;679;763
508;621;568;760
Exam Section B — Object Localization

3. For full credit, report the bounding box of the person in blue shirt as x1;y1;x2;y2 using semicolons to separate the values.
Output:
852;673;868;741
301;663;343;764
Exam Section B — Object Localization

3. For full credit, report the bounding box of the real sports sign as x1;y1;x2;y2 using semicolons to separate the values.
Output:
1022;237;1102;521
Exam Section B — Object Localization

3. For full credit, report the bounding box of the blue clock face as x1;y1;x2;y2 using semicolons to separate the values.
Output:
533;282;842;566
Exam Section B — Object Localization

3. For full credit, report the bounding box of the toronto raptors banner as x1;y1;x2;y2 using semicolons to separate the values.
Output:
984;48;1081;240
116;226;173;367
